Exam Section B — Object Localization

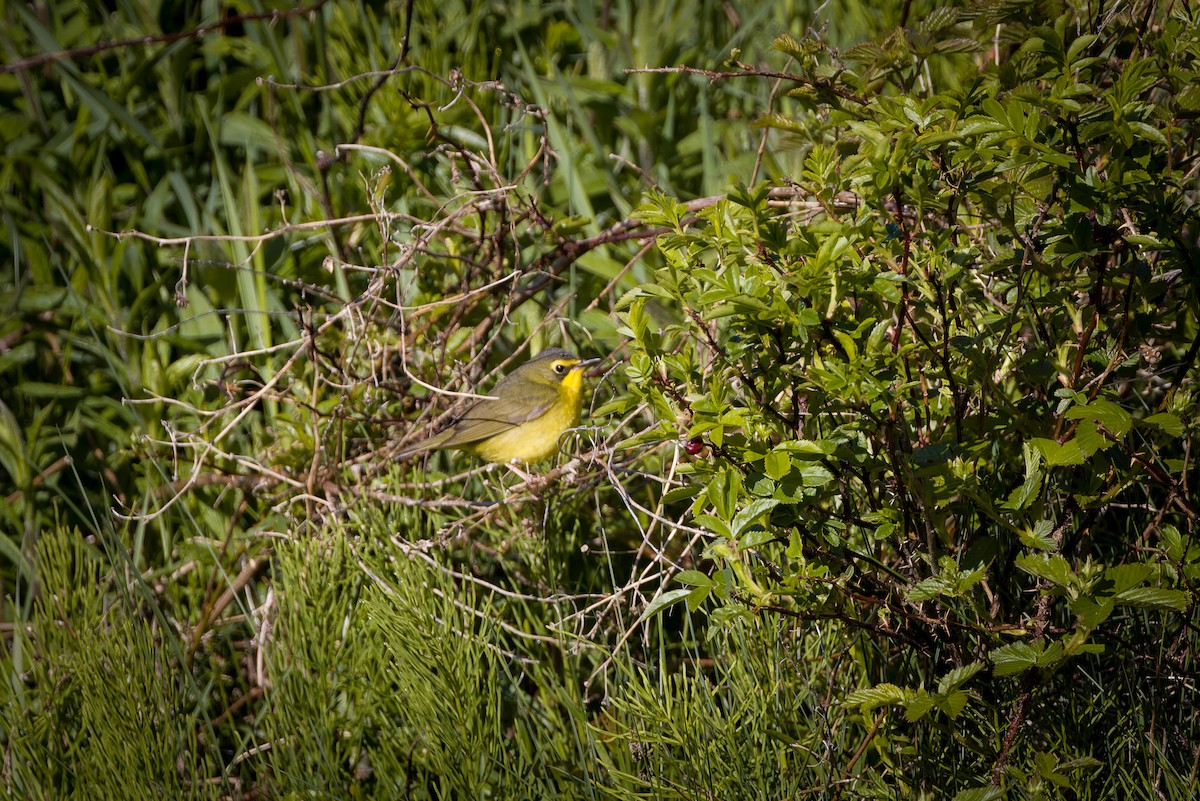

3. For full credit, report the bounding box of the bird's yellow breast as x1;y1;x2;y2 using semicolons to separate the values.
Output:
468;369;584;463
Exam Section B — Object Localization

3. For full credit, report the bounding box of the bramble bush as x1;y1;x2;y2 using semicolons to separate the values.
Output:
617;8;1200;797
2;1;1198;799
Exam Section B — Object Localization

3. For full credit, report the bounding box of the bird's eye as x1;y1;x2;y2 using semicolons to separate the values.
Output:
554;363;567;375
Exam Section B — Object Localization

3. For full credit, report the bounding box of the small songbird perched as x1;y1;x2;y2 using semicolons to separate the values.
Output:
398;348;599;464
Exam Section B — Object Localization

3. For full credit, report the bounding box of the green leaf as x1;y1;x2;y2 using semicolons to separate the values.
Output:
1030;437;1087;466
731;498;781;537
905;694;937;721
739;528;775;548
685;585;712;611
1072;596;1116;630
1016;553;1076;587
1019;520;1058;551
990;642;1040;677
907;575;951;603
1124;234;1168;249
938;689;970;719
636;589;693;624
845;683;910;712
218;111;278;155
662;484;704;505
1128;121;1167;145
764;449;791;480
1072;419;1109;455
693;514;732;539
1065;398;1132;438
15;382;89;399
1103;563;1153;594
1035;640;1065;668
0;400;29;487
675;570;714;588
1005;443;1044;510
1114;587;1189;612
775;439;838;456
1159;525;1195;564
953;787;1005;801
772;32;806;60
938;662;984;694
798;464;834;487
1143;412;1183;437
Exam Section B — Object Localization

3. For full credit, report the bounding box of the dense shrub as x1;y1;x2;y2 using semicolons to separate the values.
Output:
2;1;1197;799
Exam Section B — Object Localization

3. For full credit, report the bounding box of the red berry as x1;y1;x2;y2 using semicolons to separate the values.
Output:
684;438;704;455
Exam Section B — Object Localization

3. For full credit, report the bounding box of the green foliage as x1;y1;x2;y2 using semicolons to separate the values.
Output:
3;0;1199;799
3;530;219;800
617;1;1200;796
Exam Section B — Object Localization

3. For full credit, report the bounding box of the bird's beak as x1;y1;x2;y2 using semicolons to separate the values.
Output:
578;357;602;369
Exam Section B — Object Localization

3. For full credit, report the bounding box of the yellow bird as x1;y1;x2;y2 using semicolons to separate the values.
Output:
399;348;599;464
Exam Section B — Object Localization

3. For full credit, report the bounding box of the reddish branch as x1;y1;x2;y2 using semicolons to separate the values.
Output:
991;592;1054;784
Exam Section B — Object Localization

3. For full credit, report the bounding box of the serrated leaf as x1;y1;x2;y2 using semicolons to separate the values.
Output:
764;450;791;480
1005;443;1044;510
740;528;775;548
754;112;806;134
1065;398;1132;438
934;38;983;54
1072;419;1109;455
1035;640;1064;668
938;689;970;718
776;439;838;455
958;117;1008;136
692;514;732;539
1143;412;1183;437
905;694;937;721
1066;34;1098;63
1128;121;1167;145
1072;595;1115;630
1031;437;1087;466
1114;587;1189;612
1016;553;1075;587
662;484;704;505
981;97;1007;123
907;575;951;603
1103;563;1153;594
938;662;984;694
1124;234;1168;249
1019;520;1058;551
919;6;959;32
1159;525;1185;561
845;683;911;711
844;41;888;63
772;32;806;60
799;464;834;487
990;642;1040;676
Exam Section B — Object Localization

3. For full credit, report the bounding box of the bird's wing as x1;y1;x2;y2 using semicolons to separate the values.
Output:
495;381;559;424
435;383;558;448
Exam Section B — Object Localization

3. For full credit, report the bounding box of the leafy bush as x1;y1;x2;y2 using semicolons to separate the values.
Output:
2;1;1198;800
618;6;1200;797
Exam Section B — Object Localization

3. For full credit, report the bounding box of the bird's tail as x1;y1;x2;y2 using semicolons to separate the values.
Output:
396;429;451;460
